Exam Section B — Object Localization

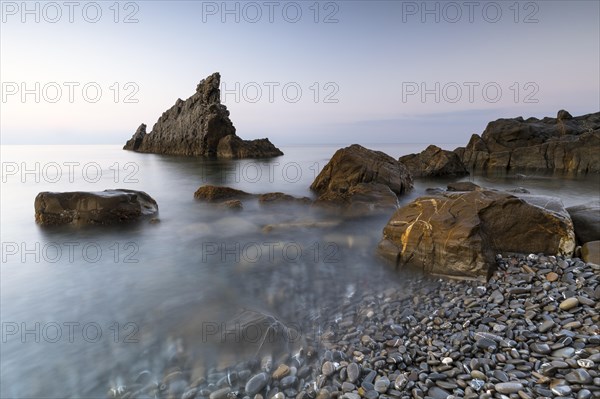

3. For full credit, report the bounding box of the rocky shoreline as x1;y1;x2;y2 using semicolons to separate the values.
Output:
109;253;599;399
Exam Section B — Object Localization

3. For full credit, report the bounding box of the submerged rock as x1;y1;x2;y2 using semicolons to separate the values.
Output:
123;72;283;158
193;185;253;202
193;185;311;208
399;144;468;177
454;110;600;174
378;190;575;277
34;189;158;226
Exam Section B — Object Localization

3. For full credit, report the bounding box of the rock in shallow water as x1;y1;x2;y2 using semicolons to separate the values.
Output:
34;189;158;226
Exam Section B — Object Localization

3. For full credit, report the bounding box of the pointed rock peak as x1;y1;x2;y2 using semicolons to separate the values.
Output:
135;123;147;135
196;72;221;103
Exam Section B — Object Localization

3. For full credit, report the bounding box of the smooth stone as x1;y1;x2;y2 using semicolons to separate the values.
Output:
322;361;335;377
475;338;497;351
578;389;592;399
365;390;379;399
565;369;592;384
470;370;486;380
345;394;360;399
546;272;559;281
551;347;575;358
246;373;268;396
530;343;551;354
577;359;595;369
280;376;298;390
494;382;523;394
493;370;508;382
559;297;579;310
551;385;572;396
273;365;290;380
427;386;451;399
469;379;484;391
394;374;408;390
347;363;360;383
489;290;505;304
539;319;555;333
374;377;390;393
210;388;231;399
341;383;355;393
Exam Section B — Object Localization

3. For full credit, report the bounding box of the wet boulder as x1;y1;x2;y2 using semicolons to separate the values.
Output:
34;189;158;226
378;190;575;278
310;144;412;214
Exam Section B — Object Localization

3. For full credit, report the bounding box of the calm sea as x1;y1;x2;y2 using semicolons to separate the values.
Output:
1;144;598;398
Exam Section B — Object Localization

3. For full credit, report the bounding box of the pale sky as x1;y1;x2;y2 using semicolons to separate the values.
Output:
1;0;599;145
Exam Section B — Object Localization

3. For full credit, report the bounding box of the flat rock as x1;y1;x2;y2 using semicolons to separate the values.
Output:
34;189;158;226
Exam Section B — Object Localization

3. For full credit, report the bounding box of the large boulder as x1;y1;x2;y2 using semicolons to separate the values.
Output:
34;190;158;226
310;144;412;213
399;145;468;177
454;110;600;174
378;190;575;278
567;200;600;243
123;73;283;158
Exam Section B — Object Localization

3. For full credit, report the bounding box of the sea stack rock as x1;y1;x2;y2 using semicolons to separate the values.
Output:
123;72;283;158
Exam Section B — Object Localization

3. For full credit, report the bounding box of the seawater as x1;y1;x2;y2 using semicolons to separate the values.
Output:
1;144;598;398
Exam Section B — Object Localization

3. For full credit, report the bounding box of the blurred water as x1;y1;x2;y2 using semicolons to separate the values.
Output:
1;144;598;398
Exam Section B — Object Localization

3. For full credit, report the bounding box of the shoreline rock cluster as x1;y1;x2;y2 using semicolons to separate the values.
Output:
108;253;600;399
454;110;600;174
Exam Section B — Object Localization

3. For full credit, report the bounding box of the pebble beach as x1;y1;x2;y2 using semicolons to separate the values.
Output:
112;253;600;399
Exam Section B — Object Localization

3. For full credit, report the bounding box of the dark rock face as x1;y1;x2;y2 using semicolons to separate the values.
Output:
123;73;283;158
34;190;158;226
454;110;600;174
310;144;412;213
566;200;600;243
399;145;468;177
378;190;575;277
257;192;312;205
